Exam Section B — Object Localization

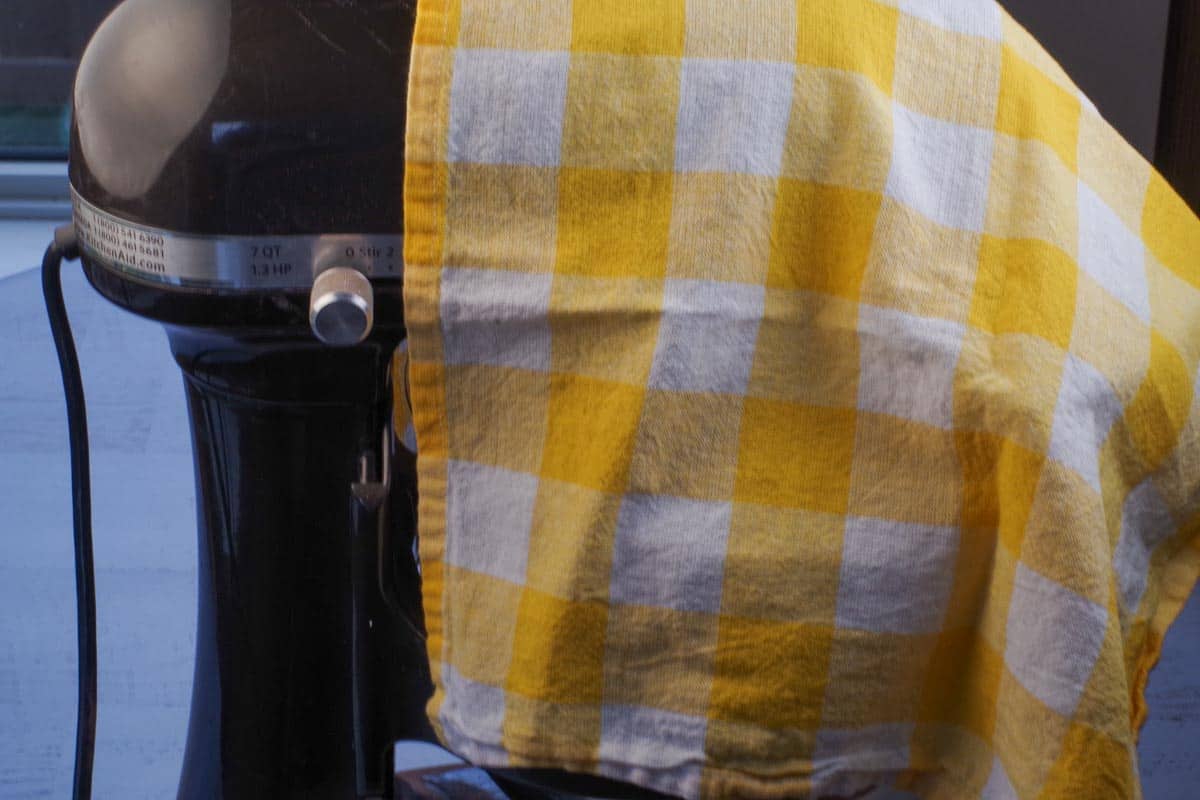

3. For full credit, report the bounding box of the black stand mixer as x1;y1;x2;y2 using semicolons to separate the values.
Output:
61;0;433;796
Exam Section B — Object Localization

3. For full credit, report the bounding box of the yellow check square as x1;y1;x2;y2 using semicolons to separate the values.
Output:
445;163;559;273
501;694;603;765
781;67;892;193
996;46;1081;172
526;478;620;603
561;54;682;172
721;504;844;623
703;721;817;777
861;197;982;325
709;616;833;730
974;531;1019;656
1019;461;1108;605
603;604;720;714
1069;273;1152;407
985;133;1079;259
822;631;940;726
735;399;857;514
991;670;1073;797
549;274;664;385
1148;255;1200;371
893;14;1000;129
571;0;685;56
848;414;963;527
507;588;607;704
970;236;1077;350
1143;171;1200;290
747;288;861;408
768;180;882;301
1071;616;1130;742
956;429;1043;556
1041;722;1137;800
628;391;743;501
917;629;1003;742
1077;108;1150;235
460;0;572;50
955;329;1066;454
556;168;673;278
442;566;522;687
540;373;644;493
1125;331;1193;471
908;724;995;798
446;364;549;474
684;0;796;62
796;0;899;94
667;173;777;285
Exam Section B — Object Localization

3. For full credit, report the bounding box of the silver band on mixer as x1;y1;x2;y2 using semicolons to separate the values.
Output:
71;188;404;290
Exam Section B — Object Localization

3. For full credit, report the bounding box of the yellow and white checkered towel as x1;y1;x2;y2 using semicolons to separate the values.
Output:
400;1;1200;797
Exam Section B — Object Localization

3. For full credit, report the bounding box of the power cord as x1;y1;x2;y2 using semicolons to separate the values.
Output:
42;225;95;800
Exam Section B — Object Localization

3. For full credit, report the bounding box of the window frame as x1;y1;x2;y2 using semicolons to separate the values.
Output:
0;0;118;220
0;160;71;220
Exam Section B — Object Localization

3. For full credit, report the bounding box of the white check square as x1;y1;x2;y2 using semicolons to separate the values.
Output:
1046;354;1124;493
897;0;1002;40
1078;180;1150;324
1004;563;1108;717
1114;480;1176;614
649;279;765;394
857;304;965;429
981;758;1019;800
449;49;569;167
600;705;707;773
441;267;553;372
886;103;994;233
813;724;914;798
835;517;958;634
438;664;507;748
675;58;795;176
610;494;732;614
445;460;538;585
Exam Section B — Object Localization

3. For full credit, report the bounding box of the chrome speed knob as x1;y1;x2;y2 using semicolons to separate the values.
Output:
309;267;374;346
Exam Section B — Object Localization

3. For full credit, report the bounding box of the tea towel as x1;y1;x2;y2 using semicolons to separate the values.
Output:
401;1;1200;796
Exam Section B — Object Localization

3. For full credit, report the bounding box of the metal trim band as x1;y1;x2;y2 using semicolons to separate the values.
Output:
71;188;404;290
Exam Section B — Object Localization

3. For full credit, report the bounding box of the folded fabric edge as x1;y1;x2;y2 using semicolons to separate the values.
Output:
1132;528;1200;736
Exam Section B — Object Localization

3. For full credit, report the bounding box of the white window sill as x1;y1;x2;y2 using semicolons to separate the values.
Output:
0;160;70;280
0;219;68;280
0;159;70;218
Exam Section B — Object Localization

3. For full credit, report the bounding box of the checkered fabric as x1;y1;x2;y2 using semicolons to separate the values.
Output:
399;1;1200;797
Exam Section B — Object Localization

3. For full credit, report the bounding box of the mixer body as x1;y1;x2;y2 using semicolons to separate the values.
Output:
69;1;431;797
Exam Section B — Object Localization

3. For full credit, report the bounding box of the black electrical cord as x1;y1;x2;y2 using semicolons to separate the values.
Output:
42;225;95;800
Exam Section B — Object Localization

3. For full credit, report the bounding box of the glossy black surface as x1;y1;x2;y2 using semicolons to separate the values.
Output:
81;258;406;330
69;0;413;236
171;327;434;800
69;3;428;791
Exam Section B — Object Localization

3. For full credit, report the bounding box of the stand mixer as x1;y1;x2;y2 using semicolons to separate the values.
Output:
61;0;433;796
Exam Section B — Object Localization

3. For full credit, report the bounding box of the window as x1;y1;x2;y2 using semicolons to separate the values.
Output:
0;1;120;221
0;0;120;156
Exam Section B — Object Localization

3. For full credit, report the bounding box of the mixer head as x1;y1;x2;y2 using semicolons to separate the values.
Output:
69;0;413;343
